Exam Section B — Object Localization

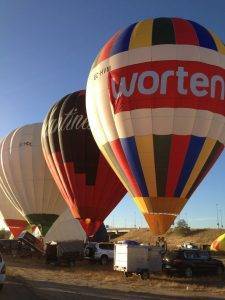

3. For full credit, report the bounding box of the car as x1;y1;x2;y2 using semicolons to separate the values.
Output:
162;249;224;278
84;242;114;265
0;252;6;290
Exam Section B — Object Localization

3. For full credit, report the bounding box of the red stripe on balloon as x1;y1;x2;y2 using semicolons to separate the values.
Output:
165;135;191;196
110;139;142;196
79;219;102;237
98;30;122;64
51;152;75;208
94;154;126;218
62;156;126;228
108;60;225;116
91;155;113;218
5;219;28;238
172;18;199;45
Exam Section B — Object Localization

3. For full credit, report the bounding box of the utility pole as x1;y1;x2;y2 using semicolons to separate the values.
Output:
134;212;136;228
216;204;220;228
185;212;188;226
112;214;115;228
220;209;223;228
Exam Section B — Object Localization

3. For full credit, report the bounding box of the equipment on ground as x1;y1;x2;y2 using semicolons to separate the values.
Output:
45;240;84;267
114;242;162;279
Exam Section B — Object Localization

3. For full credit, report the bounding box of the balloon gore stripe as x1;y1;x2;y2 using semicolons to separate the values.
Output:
92;17;224;68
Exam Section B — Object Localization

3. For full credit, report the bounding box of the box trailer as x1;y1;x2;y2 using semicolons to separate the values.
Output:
45;240;84;267
114;243;162;279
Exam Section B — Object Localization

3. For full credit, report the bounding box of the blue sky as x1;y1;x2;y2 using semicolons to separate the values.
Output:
0;0;225;229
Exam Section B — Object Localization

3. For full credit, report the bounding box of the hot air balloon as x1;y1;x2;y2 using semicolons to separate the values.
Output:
44;208;86;244
41;91;126;237
86;17;225;235
0;139;29;238
0;188;28;238
0;123;66;235
211;233;225;251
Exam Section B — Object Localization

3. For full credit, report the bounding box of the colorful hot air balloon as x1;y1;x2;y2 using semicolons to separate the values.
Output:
0;123;66;235
86;17;225;235
41;91;126;237
211;233;225;251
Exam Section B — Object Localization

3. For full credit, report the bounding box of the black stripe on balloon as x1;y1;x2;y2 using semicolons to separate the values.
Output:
59;91;100;186
42;106;54;160
186;141;224;199
152;17;176;45
153;135;172;196
48;96;69;154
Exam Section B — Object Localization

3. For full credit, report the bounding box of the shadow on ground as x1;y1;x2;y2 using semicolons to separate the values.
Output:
21;277;225;300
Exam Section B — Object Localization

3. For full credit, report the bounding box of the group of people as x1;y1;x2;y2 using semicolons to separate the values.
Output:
156;236;167;254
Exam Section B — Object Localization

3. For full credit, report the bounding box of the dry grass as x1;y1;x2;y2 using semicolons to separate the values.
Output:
4;228;225;298
5;255;225;297
113;228;225;249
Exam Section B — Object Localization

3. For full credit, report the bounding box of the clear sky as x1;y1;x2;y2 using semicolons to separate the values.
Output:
0;0;225;229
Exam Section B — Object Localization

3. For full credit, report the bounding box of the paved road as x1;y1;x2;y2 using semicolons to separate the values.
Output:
1;277;39;300
1;276;225;300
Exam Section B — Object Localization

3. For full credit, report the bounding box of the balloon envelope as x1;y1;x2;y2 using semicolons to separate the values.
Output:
0;123;66;235
0;184;28;238
44;208;86;243
41;91;126;236
86;17;225;235
211;233;225;251
0;139;29;238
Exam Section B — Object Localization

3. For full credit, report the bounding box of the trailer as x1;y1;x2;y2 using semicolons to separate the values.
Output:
114;242;162;280
45;240;84;267
18;231;44;254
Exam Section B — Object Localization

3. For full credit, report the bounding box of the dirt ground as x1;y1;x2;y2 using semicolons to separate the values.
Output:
4;255;225;299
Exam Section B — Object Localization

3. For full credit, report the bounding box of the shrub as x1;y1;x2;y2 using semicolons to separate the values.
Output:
173;219;191;236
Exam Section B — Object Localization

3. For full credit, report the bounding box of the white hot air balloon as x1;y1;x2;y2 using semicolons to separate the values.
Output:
0;182;28;238
0;123;66;235
44;208;86;244
0;139;29;238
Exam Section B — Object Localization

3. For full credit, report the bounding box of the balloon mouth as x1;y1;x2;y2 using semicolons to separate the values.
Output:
5;219;29;238
85;218;91;225
79;218;102;237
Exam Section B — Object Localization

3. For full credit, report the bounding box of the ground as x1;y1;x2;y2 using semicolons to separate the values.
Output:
1;228;225;299
2;254;225;300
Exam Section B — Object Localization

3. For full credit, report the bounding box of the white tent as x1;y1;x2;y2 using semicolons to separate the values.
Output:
44;209;86;243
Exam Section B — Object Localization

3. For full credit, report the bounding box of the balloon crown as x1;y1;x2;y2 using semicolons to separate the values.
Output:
92;17;225;69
